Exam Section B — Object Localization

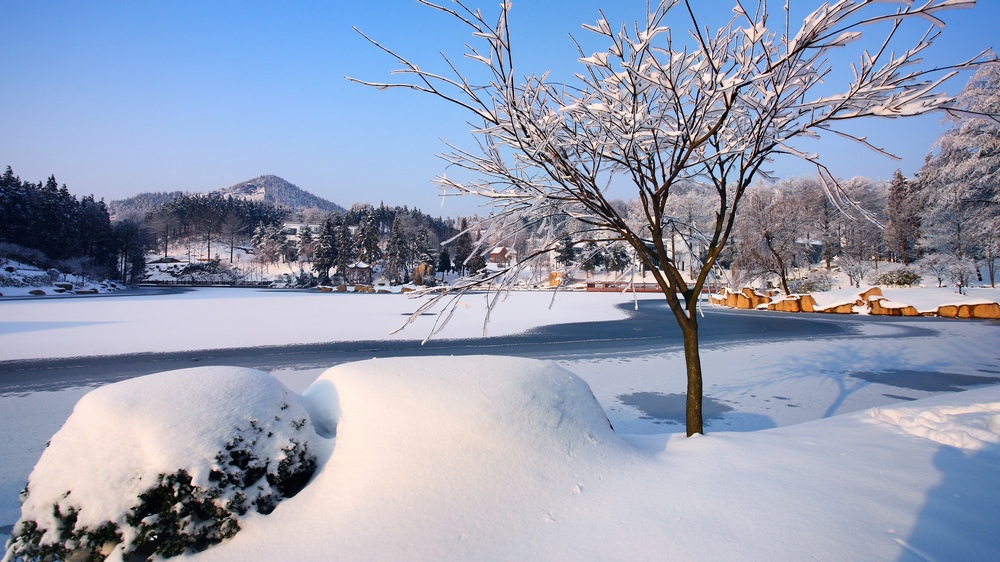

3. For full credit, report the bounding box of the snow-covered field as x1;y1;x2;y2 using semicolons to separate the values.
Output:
2;286;999;560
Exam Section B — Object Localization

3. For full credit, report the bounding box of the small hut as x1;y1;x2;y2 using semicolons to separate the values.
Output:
490;247;516;267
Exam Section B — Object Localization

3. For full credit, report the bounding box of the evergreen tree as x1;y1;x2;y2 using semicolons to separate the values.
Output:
437;247;451;281
466;247;487;275
333;218;354;277
556;237;576;267
413;225;434;268
77;195;115;275
605;243;631;275
452;218;474;275
883;170;922;265
356;209;381;264
297;225;316;263
113;218;148;285
383;219;412;284
580;241;601;277
251;224;285;268
312;214;338;283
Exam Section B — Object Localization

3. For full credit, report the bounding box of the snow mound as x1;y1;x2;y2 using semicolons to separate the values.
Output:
197;356;643;561
304;355;632;487
6;367;319;562
869;401;1000;450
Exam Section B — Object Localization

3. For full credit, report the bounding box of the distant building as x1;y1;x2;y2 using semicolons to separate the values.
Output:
345;261;372;285
490;246;516;267
282;222;320;243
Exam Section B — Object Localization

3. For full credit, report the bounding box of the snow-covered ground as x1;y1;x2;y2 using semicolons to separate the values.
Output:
2;286;999;560
0;260;122;297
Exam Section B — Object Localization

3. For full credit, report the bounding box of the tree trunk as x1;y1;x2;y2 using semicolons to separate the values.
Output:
681;319;704;436
778;265;791;295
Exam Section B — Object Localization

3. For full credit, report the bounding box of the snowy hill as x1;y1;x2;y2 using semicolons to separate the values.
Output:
216;175;344;214
109;175;344;219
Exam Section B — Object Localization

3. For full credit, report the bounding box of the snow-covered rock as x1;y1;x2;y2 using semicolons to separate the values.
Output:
5;367;319;562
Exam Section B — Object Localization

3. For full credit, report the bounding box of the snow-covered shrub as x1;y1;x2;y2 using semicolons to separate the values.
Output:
787;270;832;294
871;267;922;287
4;367;319;562
0;271;50;288
293;268;315;288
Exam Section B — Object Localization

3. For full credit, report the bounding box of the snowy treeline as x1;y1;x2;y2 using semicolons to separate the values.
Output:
251;204;482;287
0;166;139;285
686;64;1000;292
144;193;286;263
142;197;481;288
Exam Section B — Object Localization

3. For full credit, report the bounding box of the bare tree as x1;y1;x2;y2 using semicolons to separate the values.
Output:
221;211;248;264
351;0;993;436
732;184;810;295
838;176;887;276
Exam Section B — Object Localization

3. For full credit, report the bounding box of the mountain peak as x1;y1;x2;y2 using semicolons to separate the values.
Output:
215;175;345;213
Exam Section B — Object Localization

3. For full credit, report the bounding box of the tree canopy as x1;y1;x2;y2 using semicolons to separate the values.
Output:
353;0;995;435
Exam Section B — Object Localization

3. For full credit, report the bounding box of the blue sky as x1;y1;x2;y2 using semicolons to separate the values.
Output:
1;1;997;217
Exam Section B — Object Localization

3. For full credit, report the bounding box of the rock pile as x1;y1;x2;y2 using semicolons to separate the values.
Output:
712;286;1000;319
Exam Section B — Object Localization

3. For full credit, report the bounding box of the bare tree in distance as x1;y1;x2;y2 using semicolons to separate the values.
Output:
732;184;810;295
350;0;996;436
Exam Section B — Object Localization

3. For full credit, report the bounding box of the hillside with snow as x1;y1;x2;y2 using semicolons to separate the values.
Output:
216;175;344;213
109;175;343;219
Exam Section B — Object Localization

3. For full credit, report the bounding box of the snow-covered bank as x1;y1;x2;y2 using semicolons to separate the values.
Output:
0;260;122;297
7;357;999;561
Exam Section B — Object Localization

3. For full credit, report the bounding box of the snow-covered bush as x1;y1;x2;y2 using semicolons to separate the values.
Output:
0;272;50;288
787;270;832;294
871;267;922;287
4;367;319;562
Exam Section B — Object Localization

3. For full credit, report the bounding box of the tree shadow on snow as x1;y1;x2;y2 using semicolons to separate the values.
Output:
709;333;1000;421
896;445;1000;561
616;391;776;432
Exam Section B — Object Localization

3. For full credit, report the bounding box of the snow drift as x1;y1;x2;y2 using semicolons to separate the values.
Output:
6;356;1000;561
